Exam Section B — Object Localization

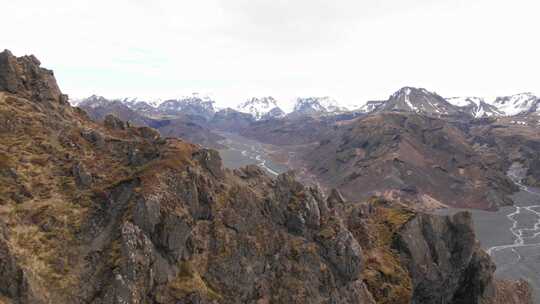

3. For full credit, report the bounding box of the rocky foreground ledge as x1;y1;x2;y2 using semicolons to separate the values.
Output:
0;49;532;303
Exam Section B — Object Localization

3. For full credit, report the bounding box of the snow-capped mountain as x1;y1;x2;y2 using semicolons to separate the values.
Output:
446;97;503;118
290;97;348;116
157;94;216;119
120;97;162;108
375;87;463;116
75;95;113;108
360;88;540;119
75;93;217;120
491;93;538;116
446;93;539;117
75;95;154;127
236;97;285;120
116;98;162;116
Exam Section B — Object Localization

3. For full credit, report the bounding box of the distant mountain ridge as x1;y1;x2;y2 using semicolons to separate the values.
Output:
446;93;539;117
157;94;216;119
373;87;463;116
357;87;539;119
288;96;349;118
73;88;540;124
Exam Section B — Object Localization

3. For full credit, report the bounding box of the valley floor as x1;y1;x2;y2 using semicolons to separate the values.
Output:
216;132;289;175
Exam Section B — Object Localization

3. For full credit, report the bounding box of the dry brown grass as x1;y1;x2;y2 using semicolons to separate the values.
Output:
0;93;138;301
360;198;414;304
0;295;13;304
168;261;221;301
0;91;206;302
6;197;86;296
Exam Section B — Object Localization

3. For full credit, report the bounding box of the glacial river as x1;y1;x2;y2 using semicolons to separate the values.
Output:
218;134;540;300
217;132;289;176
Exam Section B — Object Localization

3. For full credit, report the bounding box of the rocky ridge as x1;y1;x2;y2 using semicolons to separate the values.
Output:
157;94;216;120
358;88;539;120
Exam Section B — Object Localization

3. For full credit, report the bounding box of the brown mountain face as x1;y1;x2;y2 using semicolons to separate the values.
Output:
251;112;516;209
155;116;225;149
263;112;517;210
0;50;531;303
239;113;362;146
209;108;254;131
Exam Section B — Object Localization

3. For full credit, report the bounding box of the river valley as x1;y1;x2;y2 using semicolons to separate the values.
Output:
217;132;289;176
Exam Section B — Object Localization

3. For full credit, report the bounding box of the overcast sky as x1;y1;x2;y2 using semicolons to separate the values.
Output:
2;0;539;109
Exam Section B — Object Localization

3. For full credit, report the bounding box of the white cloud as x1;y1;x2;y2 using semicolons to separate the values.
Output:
1;0;539;109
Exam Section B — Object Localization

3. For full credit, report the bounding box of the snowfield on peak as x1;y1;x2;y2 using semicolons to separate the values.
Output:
158;94;215;111
292;97;348;115
375;87;460;116
358;87;538;118
236;97;285;120
491;93;538;116
446;96;484;107
120;97;163;108
447;93;538;117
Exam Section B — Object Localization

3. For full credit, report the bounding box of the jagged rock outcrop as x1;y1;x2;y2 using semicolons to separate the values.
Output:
104;114;126;130
0;49;67;104
0;50;531;304
394;212;494;303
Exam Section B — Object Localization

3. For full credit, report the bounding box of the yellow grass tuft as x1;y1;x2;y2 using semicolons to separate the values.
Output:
168;261;222;301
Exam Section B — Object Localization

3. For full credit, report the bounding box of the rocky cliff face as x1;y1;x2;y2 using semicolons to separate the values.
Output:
0;50;531;304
